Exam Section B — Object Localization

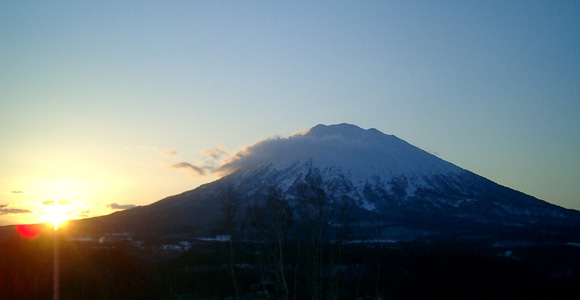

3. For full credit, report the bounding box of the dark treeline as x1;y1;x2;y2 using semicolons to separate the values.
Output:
2;233;580;299
1;178;580;299
0;230;162;300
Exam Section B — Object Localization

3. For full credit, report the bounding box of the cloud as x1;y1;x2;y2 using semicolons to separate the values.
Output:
107;203;137;210
201;146;228;159
137;145;177;156
11;190;23;194
162;146;230;178
42;200;71;206
0;208;31;215
213;130;370;177
214;138;284;176
170;162;205;176
214;135;321;176
77;210;91;218
0;204;32;215
163;149;177;156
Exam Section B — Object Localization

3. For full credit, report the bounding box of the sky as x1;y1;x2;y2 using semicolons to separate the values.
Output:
1;1;579;226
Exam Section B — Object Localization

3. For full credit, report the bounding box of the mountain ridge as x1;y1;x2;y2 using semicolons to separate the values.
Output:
71;123;580;242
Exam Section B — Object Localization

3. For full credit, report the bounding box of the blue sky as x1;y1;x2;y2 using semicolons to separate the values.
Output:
1;1;579;225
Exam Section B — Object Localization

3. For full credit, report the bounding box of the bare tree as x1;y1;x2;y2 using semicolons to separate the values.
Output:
249;187;293;300
295;169;350;300
220;185;240;300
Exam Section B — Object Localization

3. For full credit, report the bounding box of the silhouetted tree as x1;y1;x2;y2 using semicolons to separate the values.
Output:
295;169;348;300
249;187;293;300
219;185;241;300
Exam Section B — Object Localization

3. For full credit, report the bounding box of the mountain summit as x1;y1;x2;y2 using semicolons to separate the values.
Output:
220;123;460;181
78;124;580;242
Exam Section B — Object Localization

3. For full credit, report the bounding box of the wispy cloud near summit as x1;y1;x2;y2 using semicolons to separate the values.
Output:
164;146;231;178
169;162;206;176
137;145;177;156
201;146;228;159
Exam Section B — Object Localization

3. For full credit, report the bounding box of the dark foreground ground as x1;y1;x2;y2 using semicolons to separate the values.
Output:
1;227;579;299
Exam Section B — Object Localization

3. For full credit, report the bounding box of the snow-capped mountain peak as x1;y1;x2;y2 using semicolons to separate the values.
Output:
83;123;580;241
228;123;462;180
296;123;384;140
217;124;574;225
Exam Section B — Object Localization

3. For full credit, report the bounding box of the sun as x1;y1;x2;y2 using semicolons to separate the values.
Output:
43;199;70;230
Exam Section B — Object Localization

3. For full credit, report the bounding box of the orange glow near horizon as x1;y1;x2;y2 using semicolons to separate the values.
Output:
42;198;70;230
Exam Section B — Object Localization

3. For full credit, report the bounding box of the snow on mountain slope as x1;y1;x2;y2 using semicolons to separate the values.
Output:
218;124;466;209
77;123;580;240
215;124;578;225
223;123;461;176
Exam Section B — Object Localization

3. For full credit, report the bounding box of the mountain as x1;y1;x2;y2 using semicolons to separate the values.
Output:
71;124;580;243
